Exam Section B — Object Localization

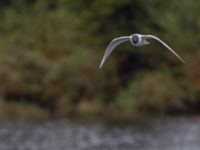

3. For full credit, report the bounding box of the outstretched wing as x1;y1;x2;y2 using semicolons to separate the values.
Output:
144;35;185;63
99;36;130;69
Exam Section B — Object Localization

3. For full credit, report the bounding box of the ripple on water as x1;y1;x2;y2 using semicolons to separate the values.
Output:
0;118;199;150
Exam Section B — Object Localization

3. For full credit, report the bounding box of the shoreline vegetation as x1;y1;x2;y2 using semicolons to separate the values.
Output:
0;0;200;122
0;99;199;123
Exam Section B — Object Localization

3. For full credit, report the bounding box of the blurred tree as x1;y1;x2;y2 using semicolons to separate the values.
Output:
0;0;199;121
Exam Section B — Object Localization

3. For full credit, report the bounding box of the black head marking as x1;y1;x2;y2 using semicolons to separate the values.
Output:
131;35;139;44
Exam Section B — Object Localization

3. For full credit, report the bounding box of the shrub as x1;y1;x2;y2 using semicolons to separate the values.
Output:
115;72;190;118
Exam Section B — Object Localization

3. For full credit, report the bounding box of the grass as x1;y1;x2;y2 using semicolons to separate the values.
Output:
0;99;49;122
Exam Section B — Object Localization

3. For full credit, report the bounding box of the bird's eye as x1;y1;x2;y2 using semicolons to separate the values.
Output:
132;35;139;44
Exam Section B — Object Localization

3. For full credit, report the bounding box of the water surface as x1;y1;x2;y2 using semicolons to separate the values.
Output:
0;117;199;150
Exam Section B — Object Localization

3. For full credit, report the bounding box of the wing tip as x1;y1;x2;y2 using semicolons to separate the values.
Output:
181;59;186;64
99;60;104;69
99;64;102;69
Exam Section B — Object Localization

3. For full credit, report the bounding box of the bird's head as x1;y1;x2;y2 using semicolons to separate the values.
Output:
130;34;149;46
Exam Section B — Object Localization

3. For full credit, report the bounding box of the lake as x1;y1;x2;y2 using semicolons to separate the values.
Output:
0;117;199;150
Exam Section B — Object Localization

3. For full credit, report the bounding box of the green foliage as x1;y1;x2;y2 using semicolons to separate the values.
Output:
139;0;200;50
116;72;186;115
0;0;199;121
0;99;49;122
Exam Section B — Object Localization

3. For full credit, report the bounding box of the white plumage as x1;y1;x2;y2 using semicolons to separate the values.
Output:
99;34;185;69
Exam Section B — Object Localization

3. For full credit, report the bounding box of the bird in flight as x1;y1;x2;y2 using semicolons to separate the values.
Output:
99;34;185;69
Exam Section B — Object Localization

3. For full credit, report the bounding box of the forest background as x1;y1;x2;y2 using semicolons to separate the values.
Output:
0;0;199;122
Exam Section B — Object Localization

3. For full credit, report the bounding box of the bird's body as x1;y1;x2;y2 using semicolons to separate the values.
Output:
130;34;149;46
99;33;185;68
